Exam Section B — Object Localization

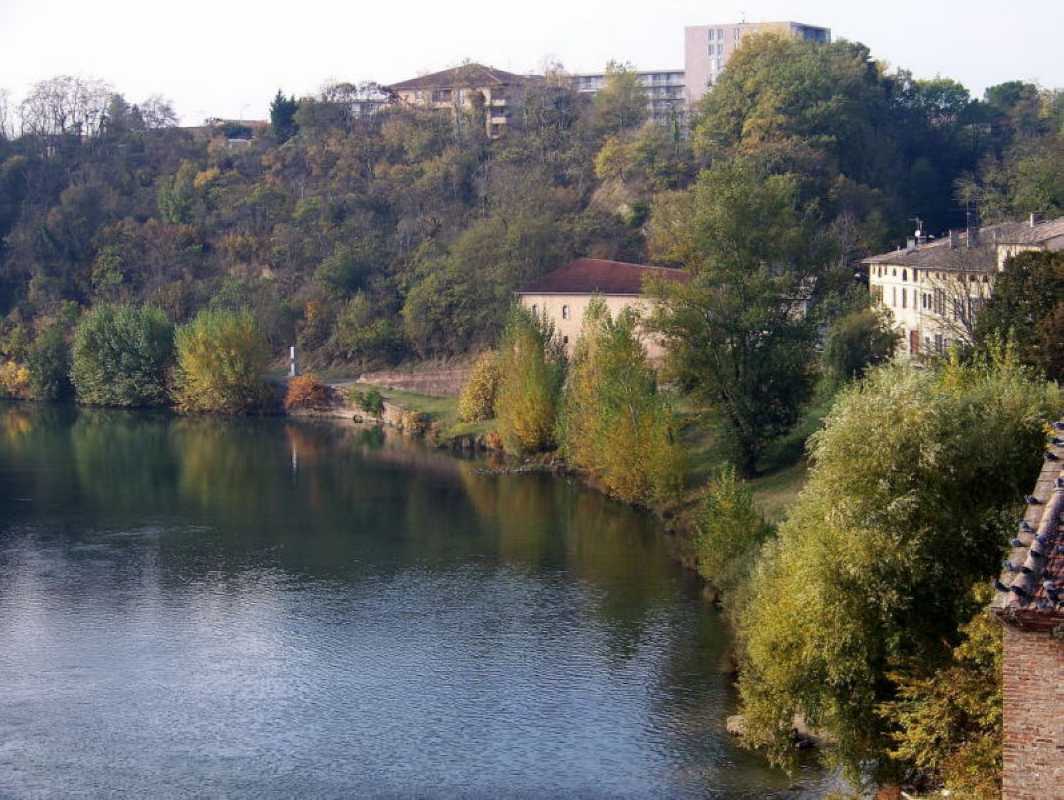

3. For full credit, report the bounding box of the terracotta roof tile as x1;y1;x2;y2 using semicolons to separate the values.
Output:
517;258;689;295
992;422;1064;630
388;64;539;91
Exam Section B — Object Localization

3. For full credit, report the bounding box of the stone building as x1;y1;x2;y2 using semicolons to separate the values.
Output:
990;422;1064;799
387;63;539;138
516;258;688;360
862;215;1064;359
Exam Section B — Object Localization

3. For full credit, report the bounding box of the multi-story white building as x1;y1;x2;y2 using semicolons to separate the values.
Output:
684;21;831;105
571;70;687;127
863;216;1064;358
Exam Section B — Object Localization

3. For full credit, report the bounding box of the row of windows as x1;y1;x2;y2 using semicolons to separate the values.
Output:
872;264;991;284
530;304;571;320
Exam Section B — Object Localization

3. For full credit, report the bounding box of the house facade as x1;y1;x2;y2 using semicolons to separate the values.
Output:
990;422;1064;800
387;64;539;138
516;258;688;360
863;216;1064;358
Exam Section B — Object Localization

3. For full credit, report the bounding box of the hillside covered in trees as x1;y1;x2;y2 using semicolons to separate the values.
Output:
1;37;1062;377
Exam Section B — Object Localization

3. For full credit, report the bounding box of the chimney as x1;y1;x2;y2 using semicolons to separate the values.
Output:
1030;212;1043;228
949;230;959;249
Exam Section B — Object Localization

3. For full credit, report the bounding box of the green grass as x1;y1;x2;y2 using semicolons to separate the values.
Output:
676;382;836;523
350;383;496;441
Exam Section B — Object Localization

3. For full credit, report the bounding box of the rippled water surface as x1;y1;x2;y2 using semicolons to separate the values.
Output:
0;404;832;798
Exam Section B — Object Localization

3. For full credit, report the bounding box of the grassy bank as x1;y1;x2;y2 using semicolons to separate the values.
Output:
355;379;829;524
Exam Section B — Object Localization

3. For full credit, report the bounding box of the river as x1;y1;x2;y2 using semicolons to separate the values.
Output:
0;404;833;798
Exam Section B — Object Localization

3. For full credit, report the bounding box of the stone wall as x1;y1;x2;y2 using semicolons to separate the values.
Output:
357;366;471;398
1001;624;1064;799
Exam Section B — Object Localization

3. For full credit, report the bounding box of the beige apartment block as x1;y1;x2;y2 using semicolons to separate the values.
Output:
387;63;539;138
684;21;830;105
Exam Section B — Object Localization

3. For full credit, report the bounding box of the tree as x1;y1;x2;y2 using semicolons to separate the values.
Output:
557;298;684;505
822;306;899;385
646;158;825;476
975;250;1064;379
494;305;565;454
457;351;499;423
27;324;72;400
18;75;113;137
71;305;174;406
735;358;1062;784
269;90;299;142
172;308;270;413
591;61;648;137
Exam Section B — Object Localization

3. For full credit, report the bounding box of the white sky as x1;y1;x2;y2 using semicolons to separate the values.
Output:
2;0;1062;124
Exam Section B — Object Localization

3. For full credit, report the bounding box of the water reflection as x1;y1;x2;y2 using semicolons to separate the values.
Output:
0;404;834;799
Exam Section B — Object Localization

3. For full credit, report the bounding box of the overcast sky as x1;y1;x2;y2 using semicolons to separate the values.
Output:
2;0;1062;124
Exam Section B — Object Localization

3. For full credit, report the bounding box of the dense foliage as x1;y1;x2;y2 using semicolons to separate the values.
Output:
70;305;173;406
974;251;1064;380
822;307;899;385
2;41;1058;377
735;356;1062;783
172;308;270;413
558;298;684;505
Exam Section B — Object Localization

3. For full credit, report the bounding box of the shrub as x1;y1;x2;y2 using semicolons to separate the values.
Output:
172;308;271;413
694;466;773;599
457;351;499;423
822;306;899;386
284;374;334;411
347;386;385;417
558;300;685;505
26;325;73;401
71;305;174;407
494;305;565;455
0;360;31;399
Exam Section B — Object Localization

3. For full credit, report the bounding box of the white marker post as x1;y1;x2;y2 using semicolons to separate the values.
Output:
289;346;298;378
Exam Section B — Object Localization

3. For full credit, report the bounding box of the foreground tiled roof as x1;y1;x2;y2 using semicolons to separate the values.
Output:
388;64;537;91
517;258;689;295
991;422;1064;631
862;217;1064;272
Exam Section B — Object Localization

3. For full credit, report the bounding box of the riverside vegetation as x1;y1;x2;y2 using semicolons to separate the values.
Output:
1;31;1063;800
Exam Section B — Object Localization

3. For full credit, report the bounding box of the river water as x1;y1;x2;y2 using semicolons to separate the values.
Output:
0;404;833;798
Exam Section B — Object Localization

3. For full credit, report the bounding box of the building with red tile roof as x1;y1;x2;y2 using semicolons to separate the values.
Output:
516;258;687;359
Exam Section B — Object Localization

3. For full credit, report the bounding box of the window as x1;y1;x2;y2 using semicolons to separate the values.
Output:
561;305;570;320
530;304;537;314
892;287;897;306
902;270;908;282
902;288;907;308
562;336;569;344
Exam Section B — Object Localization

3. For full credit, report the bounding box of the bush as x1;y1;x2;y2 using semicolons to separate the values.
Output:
822;306;899;386
284;374;334;411
71;305;174;407
347;386;385;417
172;309;271;413
0;360;31;399
26;325;73;401
694;466;773;599
494;305;565;455
735;356;1062;781
558;299;685;505
457;351;499;423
